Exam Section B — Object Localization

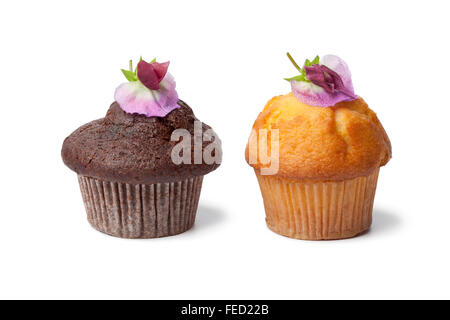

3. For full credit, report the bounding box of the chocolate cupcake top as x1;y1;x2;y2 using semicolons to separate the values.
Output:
62;58;222;184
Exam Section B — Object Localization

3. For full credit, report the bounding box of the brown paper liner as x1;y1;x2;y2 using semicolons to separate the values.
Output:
77;175;203;238
255;169;380;240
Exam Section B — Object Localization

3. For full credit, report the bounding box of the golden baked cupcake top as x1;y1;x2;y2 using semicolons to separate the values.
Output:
245;53;391;181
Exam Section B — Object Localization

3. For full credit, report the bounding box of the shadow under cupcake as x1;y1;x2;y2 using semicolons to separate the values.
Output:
62;58;221;238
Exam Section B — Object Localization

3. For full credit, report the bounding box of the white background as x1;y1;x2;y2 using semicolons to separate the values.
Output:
0;0;449;299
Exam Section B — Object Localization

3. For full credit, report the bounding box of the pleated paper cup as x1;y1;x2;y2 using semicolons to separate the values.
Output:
255;168;380;240
77;175;203;238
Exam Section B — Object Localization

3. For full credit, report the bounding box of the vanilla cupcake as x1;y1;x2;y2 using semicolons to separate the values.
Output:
245;53;391;240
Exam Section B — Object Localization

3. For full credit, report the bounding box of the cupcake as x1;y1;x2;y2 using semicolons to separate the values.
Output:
62;57;222;238
245;53;391;240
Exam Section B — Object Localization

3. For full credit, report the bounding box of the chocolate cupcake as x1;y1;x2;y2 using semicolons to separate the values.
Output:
62;58;222;238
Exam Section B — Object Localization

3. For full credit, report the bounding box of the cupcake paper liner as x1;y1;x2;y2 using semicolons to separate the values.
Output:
78;175;203;238
256;168;380;240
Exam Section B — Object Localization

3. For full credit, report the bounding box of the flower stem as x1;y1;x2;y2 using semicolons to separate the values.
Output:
129;60;133;72
286;52;302;73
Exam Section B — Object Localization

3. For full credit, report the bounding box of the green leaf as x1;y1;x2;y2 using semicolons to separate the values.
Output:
300;73;307;80
121;69;138;82
312;55;320;65
150;57;156;63
285;74;307;82
134;56;143;73
285;53;318;83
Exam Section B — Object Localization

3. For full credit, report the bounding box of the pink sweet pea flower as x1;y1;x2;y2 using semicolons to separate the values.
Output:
114;59;180;117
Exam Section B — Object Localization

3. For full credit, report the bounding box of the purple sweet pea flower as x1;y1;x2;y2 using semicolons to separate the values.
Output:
304;64;357;99
291;55;357;108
